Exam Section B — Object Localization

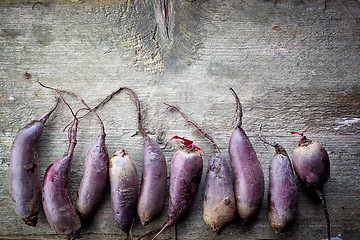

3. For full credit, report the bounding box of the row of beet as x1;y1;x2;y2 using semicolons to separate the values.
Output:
9;84;330;240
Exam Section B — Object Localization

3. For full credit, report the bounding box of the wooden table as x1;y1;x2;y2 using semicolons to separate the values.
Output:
1;0;359;239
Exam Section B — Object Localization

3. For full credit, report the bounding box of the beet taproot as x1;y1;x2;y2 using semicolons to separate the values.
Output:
259;126;298;233
42;118;82;239
228;88;264;222
109;149;138;237
10;98;59;227
142;136;203;240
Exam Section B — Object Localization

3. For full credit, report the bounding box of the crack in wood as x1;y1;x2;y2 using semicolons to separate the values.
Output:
154;0;174;41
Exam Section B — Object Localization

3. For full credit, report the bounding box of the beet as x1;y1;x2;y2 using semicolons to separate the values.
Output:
259;126;298;233
75;103;109;219
145;136;203;240
42;119;82;239
76;131;109;219
10;98;59;227
109;149;138;237
127;88;167;226
291;131;331;240
228;88;264;222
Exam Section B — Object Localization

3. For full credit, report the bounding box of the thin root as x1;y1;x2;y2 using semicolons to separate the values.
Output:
315;188;331;240
229;88;243;128
164;102;215;152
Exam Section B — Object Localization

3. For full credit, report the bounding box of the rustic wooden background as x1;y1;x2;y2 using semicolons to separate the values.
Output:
1;0;359;239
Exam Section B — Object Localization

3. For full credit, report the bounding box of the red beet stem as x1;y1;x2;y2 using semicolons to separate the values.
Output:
136;227;163;240
291;131;305;143
38;81;78;121
66;118;79;157
86;86;147;137
124;88;146;137
173;224;177;240
61;90;104;134
170;135;204;154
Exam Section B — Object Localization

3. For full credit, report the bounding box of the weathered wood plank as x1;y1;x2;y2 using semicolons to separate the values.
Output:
0;0;359;239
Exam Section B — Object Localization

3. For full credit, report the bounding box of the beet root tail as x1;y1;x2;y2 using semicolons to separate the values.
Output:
152;221;171;240
315;188;330;240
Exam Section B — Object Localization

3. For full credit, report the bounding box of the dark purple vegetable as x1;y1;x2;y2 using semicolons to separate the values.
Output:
76;132;109;218
259;126;297;233
74;100;109;219
137;134;167;225
291;131;330;240
41;89;83;239
150;136;203;239
89;86;167;225
165;103;235;234
109;149;138;237
42;118;81;239
228;88;264;222
38;81;110;220
10;98;59;227
128;89;167;225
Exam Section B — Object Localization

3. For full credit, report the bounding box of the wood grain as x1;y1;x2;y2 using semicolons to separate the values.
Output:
1;0;359;239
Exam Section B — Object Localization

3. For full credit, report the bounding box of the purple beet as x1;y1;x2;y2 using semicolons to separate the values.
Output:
291;131;331;240
149;136;203;240
42;119;81;239
165;103;235;234
76;132;109;218
127;88;167;226
74;101;109;219
40;88;84;239
259;126;298;233
138;134;167;225
109;149;138;237
10;98;59;227
228;88;264;222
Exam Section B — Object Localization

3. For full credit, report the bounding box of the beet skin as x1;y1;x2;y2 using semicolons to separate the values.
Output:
150;143;203;240
42;121;81;239
137;135;167;225
292;132;330;240
203;149;236;233
228;88;264;222
268;151;298;233
109;149;138;236
259;128;298;233
167;146;203;224
76;133;109;218
10;98;59;227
